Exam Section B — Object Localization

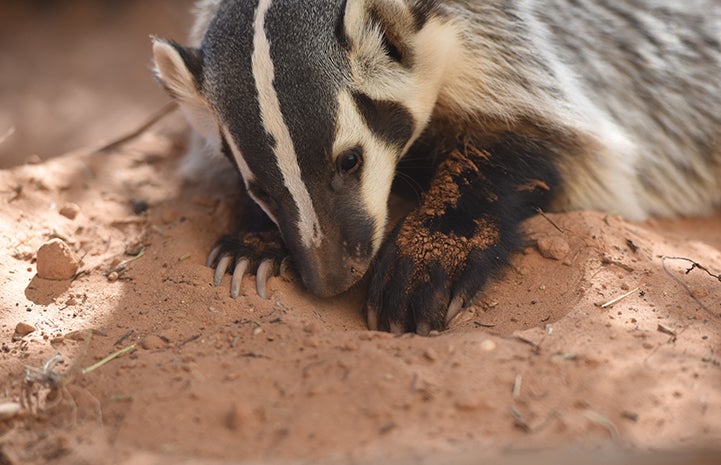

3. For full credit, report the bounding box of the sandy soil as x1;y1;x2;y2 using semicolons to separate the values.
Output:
1;3;721;464
0;119;720;464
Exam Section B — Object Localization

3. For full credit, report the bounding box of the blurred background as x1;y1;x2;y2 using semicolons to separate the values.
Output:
0;0;194;167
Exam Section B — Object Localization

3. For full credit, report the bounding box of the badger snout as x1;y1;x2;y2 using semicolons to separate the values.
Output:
293;243;371;297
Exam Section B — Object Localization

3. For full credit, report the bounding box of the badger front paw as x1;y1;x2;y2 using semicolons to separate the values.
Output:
207;231;290;299
365;210;505;335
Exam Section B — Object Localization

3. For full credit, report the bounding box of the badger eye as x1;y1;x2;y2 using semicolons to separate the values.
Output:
337;147;363;175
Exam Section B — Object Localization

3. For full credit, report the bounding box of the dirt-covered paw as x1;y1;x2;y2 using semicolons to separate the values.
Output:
206;231;290;299
364;149;509;335
365;214;504;335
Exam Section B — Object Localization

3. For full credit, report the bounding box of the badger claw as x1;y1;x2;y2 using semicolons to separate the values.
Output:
214;255;232;287
230;259;249;299
206;244;222;268
206;231;289;299
255;260;273;299
445;295;465;325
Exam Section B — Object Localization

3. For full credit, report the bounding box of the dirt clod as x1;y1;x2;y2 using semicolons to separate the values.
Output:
141;335;166;350
36;238;79;280
536;236;570;260
58;202;80;220
14;322;36;337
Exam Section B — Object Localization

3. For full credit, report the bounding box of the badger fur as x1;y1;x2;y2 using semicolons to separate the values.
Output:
153;0;721;334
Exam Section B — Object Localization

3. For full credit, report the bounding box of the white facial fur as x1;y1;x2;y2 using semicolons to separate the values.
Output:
338;0;461;253
251;0;324;249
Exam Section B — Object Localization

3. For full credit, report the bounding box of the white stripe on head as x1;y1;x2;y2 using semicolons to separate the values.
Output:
252;0;323;248
221;124;279;226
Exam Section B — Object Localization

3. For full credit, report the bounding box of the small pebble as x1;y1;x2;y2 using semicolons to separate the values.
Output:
536;236;570;261
59;202;80;220
0;402;21;420
36;239;79;280
14;322;36;337
423;348;439;362
480;339;496;352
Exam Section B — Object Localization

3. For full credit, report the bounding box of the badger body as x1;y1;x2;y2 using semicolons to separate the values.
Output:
153;0;721;334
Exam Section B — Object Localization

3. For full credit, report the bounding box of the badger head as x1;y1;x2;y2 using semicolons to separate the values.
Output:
153;0;459;297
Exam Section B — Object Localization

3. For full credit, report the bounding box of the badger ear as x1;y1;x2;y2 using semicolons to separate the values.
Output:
152;38;204;102
344;0;424;65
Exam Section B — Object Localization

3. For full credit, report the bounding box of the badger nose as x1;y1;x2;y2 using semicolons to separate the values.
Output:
293;247;367;297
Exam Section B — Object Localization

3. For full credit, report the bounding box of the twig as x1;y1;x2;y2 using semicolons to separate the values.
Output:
512;374;522;400
583;410;619;441
661;256;719;318
107;247;146;275
665;256;721;281
95;101;178;153
599;287;640;309
535;208;565;233
81;344;136;375
114;329;134;346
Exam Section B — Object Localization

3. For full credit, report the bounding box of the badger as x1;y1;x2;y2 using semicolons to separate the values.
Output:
152;0;721;334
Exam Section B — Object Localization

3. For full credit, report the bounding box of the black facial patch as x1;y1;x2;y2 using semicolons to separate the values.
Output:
352;92;414;150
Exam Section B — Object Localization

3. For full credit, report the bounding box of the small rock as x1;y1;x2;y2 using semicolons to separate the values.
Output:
36;239;79;280
479;339;496;352
141;335;166;350
0;402;22;420
536;236;570;261
423;348;439;362
58;203;80;220
14;322;36;337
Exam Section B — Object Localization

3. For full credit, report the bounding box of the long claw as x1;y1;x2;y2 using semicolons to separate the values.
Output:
256;260;272;299
416;322;432;336
367;306;378;331
206;244;222;267
214;255;232;287
445;295;465;325
389;321;404;335
230;259;249;299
